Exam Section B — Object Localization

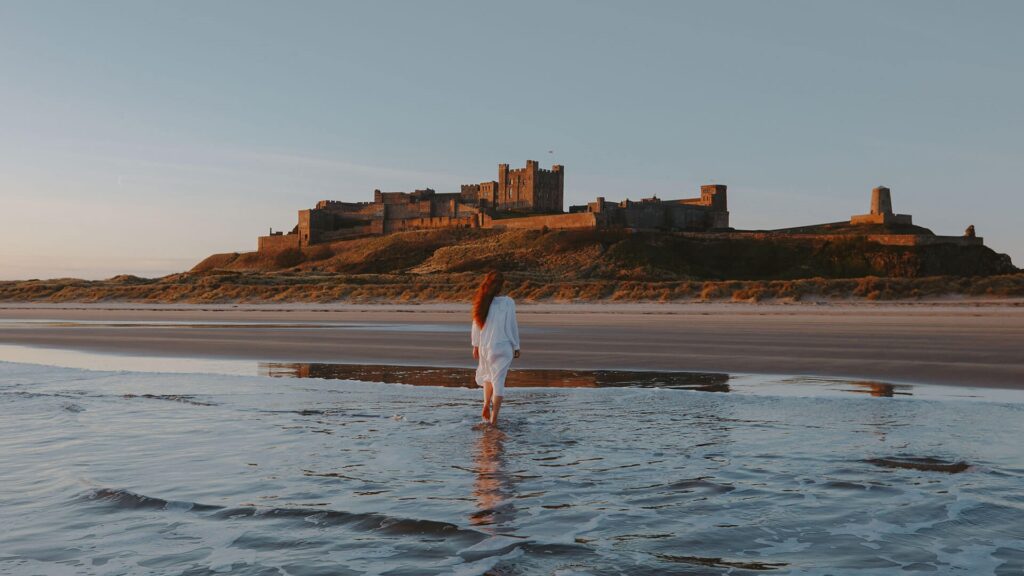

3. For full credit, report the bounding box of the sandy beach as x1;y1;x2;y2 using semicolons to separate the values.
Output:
1;300;1022;388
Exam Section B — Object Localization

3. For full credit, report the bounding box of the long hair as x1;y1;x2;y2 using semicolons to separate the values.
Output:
472;271;505;328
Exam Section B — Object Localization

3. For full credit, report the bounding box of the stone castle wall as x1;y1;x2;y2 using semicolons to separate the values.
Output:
577;185;730;231
866;234;983;247
485;212;598;231
384;215;479;234
258;233;300;253
673;230;983;247
319;221;382;242
850;213;913;225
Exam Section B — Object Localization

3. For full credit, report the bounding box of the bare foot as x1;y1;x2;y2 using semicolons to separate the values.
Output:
481;402;491;422
488;414;498;426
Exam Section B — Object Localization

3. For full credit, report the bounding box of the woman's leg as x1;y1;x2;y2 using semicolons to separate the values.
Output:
489;395;503;425
488;344;512;425
481;381;493;420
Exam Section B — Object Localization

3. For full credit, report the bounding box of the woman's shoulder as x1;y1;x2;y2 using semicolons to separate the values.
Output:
495;295;515;306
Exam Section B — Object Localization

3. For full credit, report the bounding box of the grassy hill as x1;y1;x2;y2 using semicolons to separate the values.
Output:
193;228;1015;280
2;228;1019;303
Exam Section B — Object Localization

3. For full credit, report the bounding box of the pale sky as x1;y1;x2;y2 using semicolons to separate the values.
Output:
1;1;1021;280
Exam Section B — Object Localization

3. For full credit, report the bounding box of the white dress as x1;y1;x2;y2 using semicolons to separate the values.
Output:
471;296;520;396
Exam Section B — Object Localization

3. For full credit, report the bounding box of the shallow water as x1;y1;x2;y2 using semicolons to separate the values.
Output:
1;359;1023;575
2;343;1019;403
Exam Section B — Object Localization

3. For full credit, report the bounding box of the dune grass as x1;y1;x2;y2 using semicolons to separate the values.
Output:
2;272;1023;304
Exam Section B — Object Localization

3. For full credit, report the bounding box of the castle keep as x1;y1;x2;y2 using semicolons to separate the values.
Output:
461;160;564;212
258;160;731;254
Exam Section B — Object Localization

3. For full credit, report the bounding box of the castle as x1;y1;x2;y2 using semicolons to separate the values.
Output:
256;161;983;256
258;160;730;253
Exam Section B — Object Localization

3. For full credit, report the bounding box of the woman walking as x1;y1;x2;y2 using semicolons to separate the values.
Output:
471;271;520;425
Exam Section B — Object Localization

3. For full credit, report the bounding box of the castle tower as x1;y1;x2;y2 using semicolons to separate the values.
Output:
851;185;912;225
552;164;565;213
492;161;564;212
497;163;509;208
524;160;539;210
700;184;728;211
871;186;893;215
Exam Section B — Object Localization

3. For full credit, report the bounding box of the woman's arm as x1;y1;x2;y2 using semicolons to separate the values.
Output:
508;300;521;357
471;321;481;359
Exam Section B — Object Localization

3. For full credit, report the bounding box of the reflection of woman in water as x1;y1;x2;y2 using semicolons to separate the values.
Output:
471;425;512;529
471;271;520;425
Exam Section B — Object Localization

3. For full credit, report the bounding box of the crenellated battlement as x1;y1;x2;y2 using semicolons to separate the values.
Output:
316;199;375;211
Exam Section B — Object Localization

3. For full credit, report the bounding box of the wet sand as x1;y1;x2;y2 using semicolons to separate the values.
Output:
0;301;1022;388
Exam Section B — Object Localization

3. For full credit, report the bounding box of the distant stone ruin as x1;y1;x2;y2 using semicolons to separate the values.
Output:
850;186;913;225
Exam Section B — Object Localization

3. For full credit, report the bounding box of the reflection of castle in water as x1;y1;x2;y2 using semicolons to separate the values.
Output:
261;363;923;399
845;381;912;397
260;362;731;392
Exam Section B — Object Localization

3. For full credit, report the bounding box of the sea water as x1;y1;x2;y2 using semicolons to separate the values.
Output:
1;358;1022;575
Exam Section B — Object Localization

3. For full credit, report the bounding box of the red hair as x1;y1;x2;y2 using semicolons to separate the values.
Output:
472;271;505;328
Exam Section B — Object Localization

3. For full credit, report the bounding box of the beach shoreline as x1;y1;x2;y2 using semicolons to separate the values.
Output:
1;300;1022;389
